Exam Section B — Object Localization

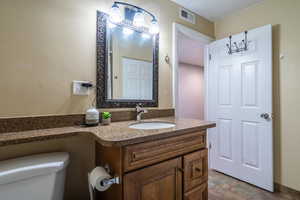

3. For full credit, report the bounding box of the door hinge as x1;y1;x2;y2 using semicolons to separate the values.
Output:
209;54;212;61
209;142;212;149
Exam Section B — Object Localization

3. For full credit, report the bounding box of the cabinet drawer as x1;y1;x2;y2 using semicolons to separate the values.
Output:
184;149;208;192
184;182;208;200
123;131;206;172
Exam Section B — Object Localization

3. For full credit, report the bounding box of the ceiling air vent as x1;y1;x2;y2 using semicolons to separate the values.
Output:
179;8;195;24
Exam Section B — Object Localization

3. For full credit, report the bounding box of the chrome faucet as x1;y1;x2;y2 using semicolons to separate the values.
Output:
136;104;148;121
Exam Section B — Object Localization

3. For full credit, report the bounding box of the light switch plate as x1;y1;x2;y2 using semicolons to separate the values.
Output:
73;81;90;96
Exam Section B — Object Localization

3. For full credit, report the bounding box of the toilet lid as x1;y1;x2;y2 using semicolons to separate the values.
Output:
0;152;69;185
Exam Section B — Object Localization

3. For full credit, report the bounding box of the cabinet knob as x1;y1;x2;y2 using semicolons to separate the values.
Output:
132;153;137;159
177;167;184;173
195;167;201;172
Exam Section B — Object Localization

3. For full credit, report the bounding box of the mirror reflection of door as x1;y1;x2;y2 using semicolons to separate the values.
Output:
106;23;154;100
122;58;153;100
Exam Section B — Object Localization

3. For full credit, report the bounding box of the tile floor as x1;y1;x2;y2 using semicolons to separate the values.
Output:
208;170;300;200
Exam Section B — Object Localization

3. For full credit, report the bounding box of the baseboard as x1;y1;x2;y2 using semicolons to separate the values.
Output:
275;183;300;195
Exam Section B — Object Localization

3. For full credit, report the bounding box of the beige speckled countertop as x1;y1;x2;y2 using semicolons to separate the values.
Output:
0;117;216;147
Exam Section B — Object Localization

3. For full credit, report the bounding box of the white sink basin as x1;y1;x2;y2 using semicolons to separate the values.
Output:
129;121;176;130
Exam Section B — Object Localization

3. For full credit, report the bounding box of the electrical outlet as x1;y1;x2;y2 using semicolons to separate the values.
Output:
72;81;90;96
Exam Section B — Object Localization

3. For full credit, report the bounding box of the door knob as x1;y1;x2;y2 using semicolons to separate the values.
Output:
260;113;270;120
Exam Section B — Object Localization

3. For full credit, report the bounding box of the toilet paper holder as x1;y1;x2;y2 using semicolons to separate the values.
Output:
100;176;120;187
101;164;120;187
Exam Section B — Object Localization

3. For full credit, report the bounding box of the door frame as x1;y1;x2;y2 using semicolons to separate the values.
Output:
172;23;214;119
172;23;214;166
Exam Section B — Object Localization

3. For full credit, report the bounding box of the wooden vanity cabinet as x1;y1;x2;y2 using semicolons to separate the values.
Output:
184;149;208;192
124;157;183;200
95;130;208;200
184;183;208;200
183;150;208;200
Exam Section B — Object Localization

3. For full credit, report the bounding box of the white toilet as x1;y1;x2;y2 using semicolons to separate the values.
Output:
0;152;69;200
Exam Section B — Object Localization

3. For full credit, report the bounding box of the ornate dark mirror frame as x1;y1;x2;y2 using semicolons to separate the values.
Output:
96;11;159;108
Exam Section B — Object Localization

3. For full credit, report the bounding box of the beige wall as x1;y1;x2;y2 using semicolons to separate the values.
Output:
214;0;300;191
0;0;214;117
0;0;213;199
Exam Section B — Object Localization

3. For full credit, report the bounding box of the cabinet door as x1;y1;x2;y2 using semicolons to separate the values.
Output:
184;183;208;200
184;149;208;192
124;158;182;200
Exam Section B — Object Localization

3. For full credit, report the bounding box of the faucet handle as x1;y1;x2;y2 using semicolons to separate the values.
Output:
136;103;142;112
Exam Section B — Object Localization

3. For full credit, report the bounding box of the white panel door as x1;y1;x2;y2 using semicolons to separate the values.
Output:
122;58;140;99
139;61;153;100
207;25;273;191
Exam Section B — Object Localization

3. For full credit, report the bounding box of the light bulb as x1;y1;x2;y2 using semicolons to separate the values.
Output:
142;33;150;39
133;10;145;27
108;22;116;29
149;19;159;34
123;27;134;35
110;4;122;23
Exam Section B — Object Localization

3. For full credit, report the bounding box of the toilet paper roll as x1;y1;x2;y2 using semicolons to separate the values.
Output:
89;167;112;192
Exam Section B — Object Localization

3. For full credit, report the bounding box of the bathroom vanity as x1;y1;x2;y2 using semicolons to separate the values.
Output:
94;118;215;200
0;116;215;200
91;13;215;199
91;14;214;199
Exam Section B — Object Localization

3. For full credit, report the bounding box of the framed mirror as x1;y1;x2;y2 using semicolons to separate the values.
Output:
96;11;159;108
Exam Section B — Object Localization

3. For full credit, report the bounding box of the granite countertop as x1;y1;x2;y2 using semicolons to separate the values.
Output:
0;117;216;147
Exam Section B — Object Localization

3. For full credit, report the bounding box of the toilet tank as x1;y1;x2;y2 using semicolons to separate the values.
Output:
0;152;69;200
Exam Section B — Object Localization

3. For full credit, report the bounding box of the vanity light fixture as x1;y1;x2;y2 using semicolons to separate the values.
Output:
110;3;123;23
133;9;145;27
109;1;159;34
149;19;159;34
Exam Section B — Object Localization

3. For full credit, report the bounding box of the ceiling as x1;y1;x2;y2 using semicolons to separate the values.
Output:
171;0;264;21
178;32;204;66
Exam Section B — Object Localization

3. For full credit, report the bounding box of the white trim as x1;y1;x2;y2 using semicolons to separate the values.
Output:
203;44;211;122
172;23;213;118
